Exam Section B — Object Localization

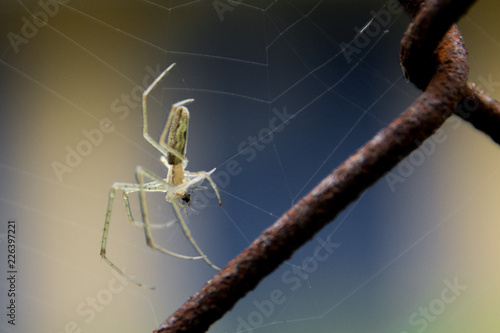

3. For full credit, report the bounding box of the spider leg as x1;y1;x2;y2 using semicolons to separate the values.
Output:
171;201;220;271
135;165;205;261
122;188;176;229
166;168;222;270
100;182;156;289
185;168;222;206
141;63;192;165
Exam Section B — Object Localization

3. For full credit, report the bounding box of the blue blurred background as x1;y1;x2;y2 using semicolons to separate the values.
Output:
0;0;500;332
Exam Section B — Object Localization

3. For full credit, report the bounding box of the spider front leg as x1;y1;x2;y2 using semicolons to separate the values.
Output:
184;169;222;206
141;63;193;165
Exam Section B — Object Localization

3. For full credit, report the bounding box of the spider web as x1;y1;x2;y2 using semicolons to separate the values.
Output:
0;0;500;333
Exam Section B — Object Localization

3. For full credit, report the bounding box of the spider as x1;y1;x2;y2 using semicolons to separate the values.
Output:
100;63;222;289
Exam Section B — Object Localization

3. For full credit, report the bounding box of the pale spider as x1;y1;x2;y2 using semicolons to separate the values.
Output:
100;63;221;289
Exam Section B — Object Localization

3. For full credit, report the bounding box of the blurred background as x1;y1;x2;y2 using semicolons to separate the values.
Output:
0;0;499;332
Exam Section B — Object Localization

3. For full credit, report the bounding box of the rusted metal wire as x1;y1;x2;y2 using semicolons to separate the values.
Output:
399;0;476;89
459;83;500;145
400;0;500;144
154;1;498;332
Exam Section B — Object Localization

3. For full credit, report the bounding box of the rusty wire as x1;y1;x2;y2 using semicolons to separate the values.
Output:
154;1;499;332
460;82;500;144
400;0;500;145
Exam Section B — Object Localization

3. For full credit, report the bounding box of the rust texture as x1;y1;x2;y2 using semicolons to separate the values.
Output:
459;83;500;145
154;1;499;332
400;0;500;145
399;0;476;89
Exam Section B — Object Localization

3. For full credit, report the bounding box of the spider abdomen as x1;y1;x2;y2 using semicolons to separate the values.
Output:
167;107;189;166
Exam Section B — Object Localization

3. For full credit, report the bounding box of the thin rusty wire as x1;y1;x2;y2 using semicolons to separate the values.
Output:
154;1;499;332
